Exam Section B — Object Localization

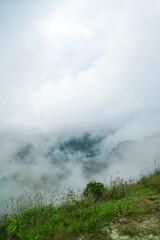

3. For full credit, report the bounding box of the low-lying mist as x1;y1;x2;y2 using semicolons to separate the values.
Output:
0;129;160;213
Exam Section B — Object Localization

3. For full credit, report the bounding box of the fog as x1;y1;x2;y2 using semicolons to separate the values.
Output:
0;0;160;212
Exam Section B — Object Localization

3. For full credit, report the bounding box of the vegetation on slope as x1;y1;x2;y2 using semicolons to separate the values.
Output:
0;167;160;240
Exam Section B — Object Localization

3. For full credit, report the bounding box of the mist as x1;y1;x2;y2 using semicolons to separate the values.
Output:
0;0;160;212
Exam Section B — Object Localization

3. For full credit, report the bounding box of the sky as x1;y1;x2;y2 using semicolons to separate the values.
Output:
0;0;160;138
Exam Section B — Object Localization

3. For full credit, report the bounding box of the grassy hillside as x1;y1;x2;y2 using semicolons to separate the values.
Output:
0;168;160;240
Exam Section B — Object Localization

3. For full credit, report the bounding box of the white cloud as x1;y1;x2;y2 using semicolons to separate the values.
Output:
0;0;160;136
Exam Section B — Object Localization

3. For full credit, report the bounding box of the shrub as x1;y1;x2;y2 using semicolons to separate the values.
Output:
83;181;105;201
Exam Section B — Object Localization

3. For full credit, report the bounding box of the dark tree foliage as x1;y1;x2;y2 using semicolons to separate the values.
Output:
83;180;105;201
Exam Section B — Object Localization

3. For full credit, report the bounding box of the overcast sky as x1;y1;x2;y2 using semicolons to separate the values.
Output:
0;0;160;139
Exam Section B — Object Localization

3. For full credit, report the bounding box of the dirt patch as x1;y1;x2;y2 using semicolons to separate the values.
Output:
102;193;160;240
103;215;160;239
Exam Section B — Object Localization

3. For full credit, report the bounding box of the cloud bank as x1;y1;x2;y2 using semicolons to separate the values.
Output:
0;0;159;135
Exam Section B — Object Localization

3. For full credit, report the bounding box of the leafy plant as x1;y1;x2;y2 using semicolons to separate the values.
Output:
66;190;77;203
6;217;24;239
83;181;105;201
32;235;40;239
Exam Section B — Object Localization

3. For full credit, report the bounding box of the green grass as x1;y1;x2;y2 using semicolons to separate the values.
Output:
0;168;160;240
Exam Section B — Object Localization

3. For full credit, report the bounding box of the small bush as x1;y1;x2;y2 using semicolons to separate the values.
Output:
83;181;105;201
